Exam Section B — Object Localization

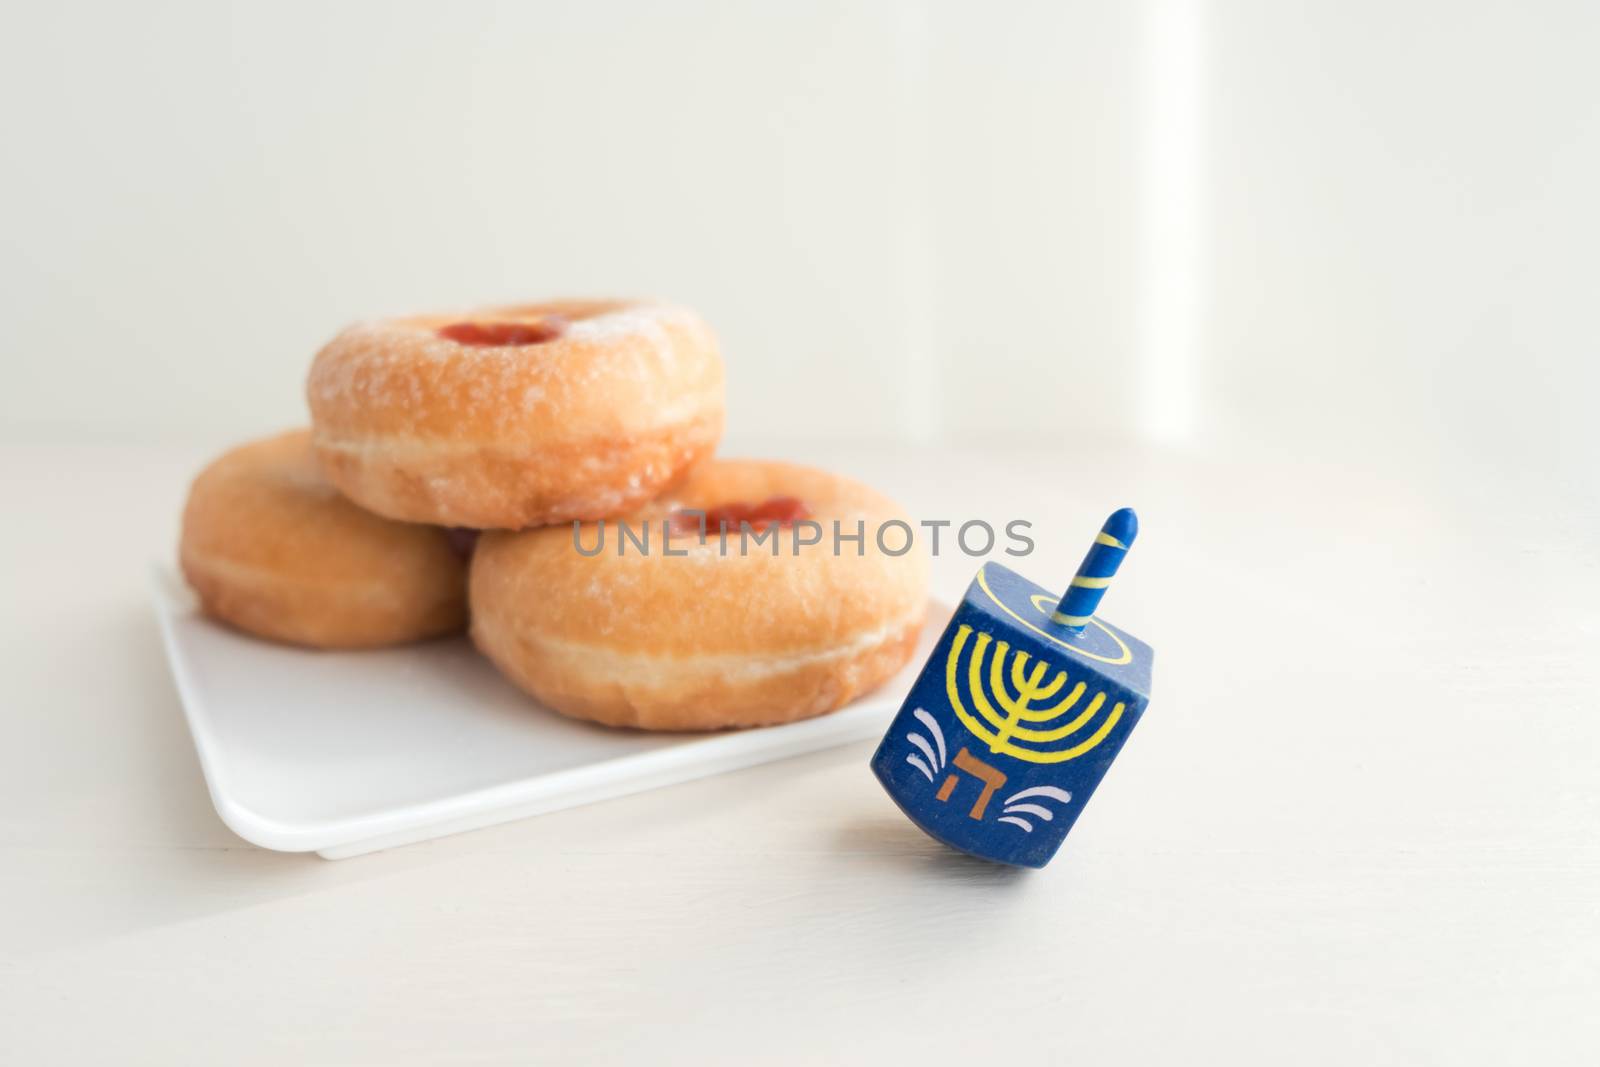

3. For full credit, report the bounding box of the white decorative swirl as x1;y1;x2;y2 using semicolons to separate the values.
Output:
913;708;947;766
905;707;948;783
997;785;1073;833
1002;803;1053;822
1006;785;1072;805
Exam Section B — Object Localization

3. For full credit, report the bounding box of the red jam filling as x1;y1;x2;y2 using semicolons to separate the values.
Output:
438;318;566;347
670;497;811;535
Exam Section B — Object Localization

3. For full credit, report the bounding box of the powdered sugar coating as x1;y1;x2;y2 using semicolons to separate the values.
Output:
469;458;930;730
304;299;724;528
309;301;714;435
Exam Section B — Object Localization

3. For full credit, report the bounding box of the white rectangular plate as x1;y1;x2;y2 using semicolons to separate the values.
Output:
151;566;942;859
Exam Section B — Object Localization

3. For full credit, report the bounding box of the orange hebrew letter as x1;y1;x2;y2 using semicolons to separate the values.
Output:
935;747;1009;820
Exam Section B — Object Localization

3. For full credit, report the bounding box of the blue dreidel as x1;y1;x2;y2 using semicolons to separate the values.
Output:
870;508;1152;868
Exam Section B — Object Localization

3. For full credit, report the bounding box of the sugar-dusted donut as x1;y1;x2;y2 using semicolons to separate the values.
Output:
180;430;468;649
470;459;930;730
306;299;725;529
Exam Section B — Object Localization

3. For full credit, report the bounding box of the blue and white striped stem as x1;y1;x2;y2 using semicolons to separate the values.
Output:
1052;508;1138;632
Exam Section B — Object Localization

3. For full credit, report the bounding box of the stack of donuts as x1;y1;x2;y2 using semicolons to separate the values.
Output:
180;300;928;730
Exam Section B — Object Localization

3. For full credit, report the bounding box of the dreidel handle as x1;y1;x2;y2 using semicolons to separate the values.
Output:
1052;508;1138;632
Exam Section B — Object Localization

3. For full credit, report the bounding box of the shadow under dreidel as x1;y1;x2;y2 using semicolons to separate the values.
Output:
832;808;1033;885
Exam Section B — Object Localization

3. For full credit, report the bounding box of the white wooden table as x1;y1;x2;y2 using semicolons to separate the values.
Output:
1;439;1595;1064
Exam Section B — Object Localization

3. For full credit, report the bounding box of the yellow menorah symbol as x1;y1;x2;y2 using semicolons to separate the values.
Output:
944;624;1125;765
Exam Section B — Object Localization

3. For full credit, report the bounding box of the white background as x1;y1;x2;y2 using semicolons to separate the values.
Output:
5;1;1598;472
3;3;1598;1064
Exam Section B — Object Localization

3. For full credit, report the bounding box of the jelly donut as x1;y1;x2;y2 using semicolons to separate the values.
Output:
306;299;725;529
180;430;468;649
470;459;930;730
